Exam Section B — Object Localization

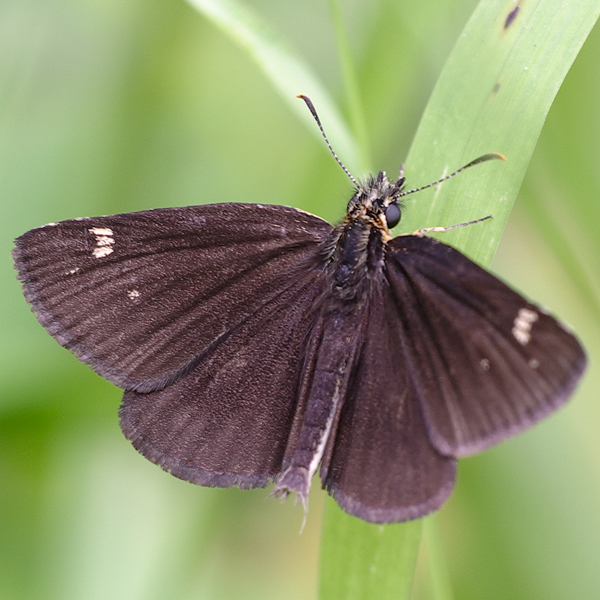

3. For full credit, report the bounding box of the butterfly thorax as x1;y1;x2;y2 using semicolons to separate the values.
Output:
323;221;383;304
319;172;403;304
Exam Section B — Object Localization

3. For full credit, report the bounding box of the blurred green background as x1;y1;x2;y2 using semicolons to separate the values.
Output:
1;0;599;599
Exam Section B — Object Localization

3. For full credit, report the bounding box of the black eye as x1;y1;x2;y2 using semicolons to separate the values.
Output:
384;203;401;228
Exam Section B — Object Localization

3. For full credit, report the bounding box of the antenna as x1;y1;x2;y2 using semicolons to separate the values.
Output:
398;153;506;197
298;94;505;195
297;94;359;187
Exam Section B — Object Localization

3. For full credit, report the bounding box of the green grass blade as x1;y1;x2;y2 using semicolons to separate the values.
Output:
401;0;600;266
319;498;422;599
185;0;366;174
319;1;599;598
423;516;455;600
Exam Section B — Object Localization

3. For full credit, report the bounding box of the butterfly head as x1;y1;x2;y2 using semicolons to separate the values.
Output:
346;171;405;236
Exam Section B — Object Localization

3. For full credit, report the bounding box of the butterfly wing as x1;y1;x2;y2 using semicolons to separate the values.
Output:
13;203;330;392
320;283;457;523
119;271;326;488
385;235;586;457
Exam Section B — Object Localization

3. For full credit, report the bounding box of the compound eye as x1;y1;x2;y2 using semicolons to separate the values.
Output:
384;203;401;228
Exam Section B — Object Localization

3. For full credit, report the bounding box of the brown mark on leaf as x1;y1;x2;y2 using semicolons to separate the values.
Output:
504;5;520;29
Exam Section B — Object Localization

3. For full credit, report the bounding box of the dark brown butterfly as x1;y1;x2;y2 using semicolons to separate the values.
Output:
13;96;586;523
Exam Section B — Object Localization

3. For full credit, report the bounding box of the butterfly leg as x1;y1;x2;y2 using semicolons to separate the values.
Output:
408;215;492;237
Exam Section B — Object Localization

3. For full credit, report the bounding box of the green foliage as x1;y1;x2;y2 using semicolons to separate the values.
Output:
2;0;599;599
320;510;422;598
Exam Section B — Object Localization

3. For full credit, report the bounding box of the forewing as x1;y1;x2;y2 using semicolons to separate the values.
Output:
119;269;325;488
386;235;586;457
13;203;330;392
321;283;457;524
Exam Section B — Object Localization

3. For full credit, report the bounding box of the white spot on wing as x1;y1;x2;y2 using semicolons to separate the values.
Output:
512;307;538;345
127;289;140;300
480;358;490;371
93;246;113;258
65;267;80;275
89;227;114;236
89;227;115;258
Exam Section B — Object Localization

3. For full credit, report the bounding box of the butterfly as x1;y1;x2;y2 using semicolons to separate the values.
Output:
13;95;586;524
